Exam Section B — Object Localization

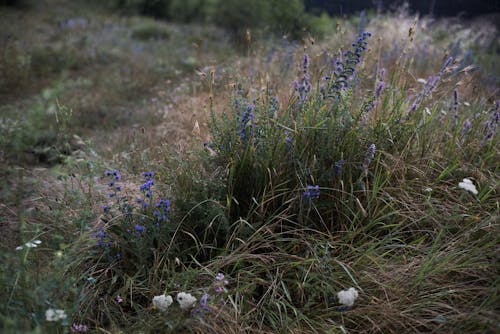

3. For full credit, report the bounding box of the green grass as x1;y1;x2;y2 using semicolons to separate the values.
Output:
0;1;499;333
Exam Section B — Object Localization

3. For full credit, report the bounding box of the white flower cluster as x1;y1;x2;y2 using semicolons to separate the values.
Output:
458;178;478;195
152;294;173;311
152;292;197;311
176;292;197;310
15;240;41;251
45;308;67;322
337;287;359;307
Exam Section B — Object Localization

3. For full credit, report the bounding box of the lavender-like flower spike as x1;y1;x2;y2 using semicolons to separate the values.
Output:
323;32;371;100
294;54;312;106
482;100;499;145
239;102;255;143
406;57;454;117
375;68;386;99
303;185;320;202
363;144;376;176
461;118;471;141
452;88;459;128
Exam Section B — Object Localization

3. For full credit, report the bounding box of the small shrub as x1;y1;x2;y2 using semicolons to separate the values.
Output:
131;21;171;40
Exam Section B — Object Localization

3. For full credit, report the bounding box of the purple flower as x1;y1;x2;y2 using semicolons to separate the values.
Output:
134;224;146;235
239;102;255;143
71;323;88;332
294;54;312;105
323;32;371;100
116;295;123;303
335;159;346;175
303;185;320;201
482;100;499;145
192;293;210;315
215;273;225;281
112;170;121;180
363;144;376;175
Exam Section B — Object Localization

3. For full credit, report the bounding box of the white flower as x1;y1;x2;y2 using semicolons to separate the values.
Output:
45;308;66;321
152;294;173;311
176;292;197;310
15;239;42;250
458;178;478;195
55;309;67;320
45;308;57;321
337;287;359;307
424;187;433;193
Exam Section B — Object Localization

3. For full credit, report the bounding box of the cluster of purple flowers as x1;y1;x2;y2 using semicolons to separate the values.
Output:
283;131;293;151
94;229;108;248
359;68;386;121
407;57;454;116
303;185;320;201
71;323;88;332
322;32;372;100
105;169;122;198
139;171;155;199
294;54;312;105
191;272;230;317
363;144;376;176
268;94;280;117
153;198;170;223
335;159;346;175
93;228;120;260
482;100;499;145
134;223;146;235
239;102;255;143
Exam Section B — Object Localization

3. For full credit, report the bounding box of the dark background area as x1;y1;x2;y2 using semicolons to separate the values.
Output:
305;0;500;17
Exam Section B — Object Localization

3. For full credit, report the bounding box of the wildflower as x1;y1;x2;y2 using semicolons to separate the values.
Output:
215;273;225;281
363;144;376;175
45;308;67;321
482;100;499;145
461;119;472;139
268;95;279;117
323;32;371;100
239;102;255;143
337;287;359;307
71;323;88;332
116;295;123;303
15;239;41;250
406;57;454;116
192;293;210;315
152;294;173;311
134;224;146;235
458;178;478;195
303;185;320;201
215;286;223;293
112;169;121;180
177;292;197;310
294;54;312;105
334;159;345;175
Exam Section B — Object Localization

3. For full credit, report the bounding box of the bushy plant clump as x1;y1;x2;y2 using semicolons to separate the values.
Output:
57;29;497;332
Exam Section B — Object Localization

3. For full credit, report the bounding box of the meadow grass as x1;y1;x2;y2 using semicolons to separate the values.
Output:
0;1;499;333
